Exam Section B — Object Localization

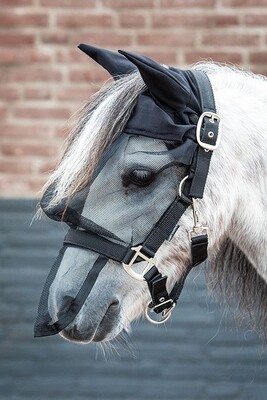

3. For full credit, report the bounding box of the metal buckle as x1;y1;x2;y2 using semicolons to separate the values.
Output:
122;245;156;281
145;300;176;325
188;198;208;240
196;111;221;151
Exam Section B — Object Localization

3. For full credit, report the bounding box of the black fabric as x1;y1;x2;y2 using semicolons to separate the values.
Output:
191;71;216;114
64;229;129;264
124;94;198;143
189;118;219;198
189;71;219;199
119;51;202;116
144;267;172;314
141;196;191;256
34;254;108;337
78;43;137;78
191;234;208;266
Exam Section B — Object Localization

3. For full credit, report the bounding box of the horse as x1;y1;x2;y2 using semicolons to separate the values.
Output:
34;44;267;345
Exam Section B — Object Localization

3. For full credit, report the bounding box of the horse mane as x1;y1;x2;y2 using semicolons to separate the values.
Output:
206;238;267;340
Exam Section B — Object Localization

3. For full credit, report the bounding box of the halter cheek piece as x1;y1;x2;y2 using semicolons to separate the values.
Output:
63;71;221;325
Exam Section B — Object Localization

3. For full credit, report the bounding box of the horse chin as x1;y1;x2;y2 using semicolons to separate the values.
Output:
59;302;125;344
60;325;122;344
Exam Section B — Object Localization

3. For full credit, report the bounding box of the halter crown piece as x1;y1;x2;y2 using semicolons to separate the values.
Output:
34;45;221;337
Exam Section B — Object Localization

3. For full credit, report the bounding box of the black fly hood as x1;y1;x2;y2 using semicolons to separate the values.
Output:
34;44;221;337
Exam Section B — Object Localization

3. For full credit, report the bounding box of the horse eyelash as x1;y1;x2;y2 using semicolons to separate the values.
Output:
121;169;156;188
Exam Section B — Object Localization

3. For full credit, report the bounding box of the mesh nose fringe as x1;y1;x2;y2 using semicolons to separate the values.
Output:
34;252;108;337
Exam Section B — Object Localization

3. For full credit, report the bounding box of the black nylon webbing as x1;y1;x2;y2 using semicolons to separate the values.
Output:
189;71;219;199
34;255;108;337
141;196;191;256
64;229;129;263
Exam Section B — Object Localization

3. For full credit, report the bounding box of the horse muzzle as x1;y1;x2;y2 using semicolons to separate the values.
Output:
60;298;122;343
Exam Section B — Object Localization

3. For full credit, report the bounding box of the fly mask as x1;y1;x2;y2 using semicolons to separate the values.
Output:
34;45;221;337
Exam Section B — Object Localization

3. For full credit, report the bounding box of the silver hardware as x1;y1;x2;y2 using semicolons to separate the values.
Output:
208;131;214;138
178;175;189;198
159;297;165;303
196;111;221;151
122;245;156;281
188;198;208;239
145;301;176;325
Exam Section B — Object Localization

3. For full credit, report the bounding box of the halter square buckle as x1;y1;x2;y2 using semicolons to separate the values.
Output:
122;245;156;281
196;111;221;151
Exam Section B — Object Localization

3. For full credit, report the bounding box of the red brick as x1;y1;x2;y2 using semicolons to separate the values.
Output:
213;15;239;26
245;14;267;25
0;178;46;197
55;125;71;138
0;33;34;46
0;87;20;100
0;161;33;174
6;68;62;82
57;14;113;28
0;0;33;5
138;33;195;47
152;14;209;27
223;0;267;5
202;33;260;46
0;105;7;119
41;32;69;44
40;0;96;7
69;68;109;82
152;14;239;28
160;0;215;7
0;12;48;27
0;0;266;199
13;107;71;120
142;51;177;64
56;87;95;101
1;144;58;157
249;51;267;64
0;49;50;65
103;0;154;8
24;88;51;100
56;49;91;63
71;33;132;47
184;51;243;64
38;160;57;174
119;14;146;28
26;178;48;193
1;124;53;138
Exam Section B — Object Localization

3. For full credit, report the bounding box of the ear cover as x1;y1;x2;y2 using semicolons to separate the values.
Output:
78;43;137;78
118;50;199;112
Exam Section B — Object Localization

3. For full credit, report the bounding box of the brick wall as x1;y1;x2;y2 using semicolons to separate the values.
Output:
0;0;267;197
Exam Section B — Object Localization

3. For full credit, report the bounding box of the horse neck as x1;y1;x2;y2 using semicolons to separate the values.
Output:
208;71;267;281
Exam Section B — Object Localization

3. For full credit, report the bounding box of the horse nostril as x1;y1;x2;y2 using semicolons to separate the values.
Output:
57;295;75;319
109;299;120;308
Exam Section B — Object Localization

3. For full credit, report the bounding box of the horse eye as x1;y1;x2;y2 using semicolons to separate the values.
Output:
122;169;156;188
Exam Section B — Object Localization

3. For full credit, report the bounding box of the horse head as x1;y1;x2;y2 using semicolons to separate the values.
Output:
35;45;267;344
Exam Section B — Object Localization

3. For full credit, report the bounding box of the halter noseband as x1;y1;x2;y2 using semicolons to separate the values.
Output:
63;70;221;325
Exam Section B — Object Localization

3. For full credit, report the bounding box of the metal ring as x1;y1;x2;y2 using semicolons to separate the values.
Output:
178;175;189;198
145;301;175;325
